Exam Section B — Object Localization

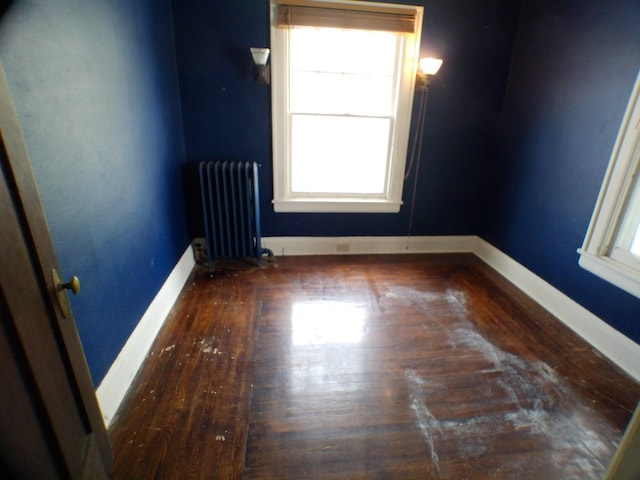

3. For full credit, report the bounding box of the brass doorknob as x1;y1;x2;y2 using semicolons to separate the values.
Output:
51;269;80;318
60;275;81;295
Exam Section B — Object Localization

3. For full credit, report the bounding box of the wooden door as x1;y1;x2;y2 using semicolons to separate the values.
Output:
0;63;111;478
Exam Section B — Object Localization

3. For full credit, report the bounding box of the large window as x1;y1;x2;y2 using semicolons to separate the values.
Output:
270;0;423;212
579;70;640;298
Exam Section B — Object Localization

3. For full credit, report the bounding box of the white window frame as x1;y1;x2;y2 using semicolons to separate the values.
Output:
269;0;423;213
578;70;640;298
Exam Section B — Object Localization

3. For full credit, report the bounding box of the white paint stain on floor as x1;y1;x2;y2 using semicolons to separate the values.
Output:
405;370;442;476
158;344;175;356
404;325;614;479
197;337;224;355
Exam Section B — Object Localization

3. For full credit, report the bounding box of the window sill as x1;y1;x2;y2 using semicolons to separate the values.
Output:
578;249;640;298
272;198;402;213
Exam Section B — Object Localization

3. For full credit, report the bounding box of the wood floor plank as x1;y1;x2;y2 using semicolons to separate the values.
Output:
109;254;640;479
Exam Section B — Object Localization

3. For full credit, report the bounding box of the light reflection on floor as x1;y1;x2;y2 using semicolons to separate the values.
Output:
291;301;367;346
289;301;368;396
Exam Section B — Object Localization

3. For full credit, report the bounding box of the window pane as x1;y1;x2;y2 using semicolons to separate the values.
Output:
291;114;390;194
289;26;397;117
291;71;393;116
290;27;397;76
612;159;640;257
632;224;640;255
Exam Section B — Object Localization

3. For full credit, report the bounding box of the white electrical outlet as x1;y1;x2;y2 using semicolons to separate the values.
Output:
337;243;350;252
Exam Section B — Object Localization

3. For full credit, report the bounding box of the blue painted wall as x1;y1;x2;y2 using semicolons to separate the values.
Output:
483;0;640;343
0;0;189;385
173;0;522;237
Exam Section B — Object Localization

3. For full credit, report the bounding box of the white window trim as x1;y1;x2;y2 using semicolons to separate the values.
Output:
578;69;640;298
269;0;423;213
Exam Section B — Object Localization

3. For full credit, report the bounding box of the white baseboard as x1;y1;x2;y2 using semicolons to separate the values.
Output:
473;237;640;381
261;235;477;256
96;245;195;428
96;236;639;428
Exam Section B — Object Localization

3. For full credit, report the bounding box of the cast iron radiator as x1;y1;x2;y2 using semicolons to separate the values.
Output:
198;161;272;266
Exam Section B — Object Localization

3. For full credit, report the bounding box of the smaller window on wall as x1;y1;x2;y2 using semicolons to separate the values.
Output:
579;70;640;298
269;0;423;213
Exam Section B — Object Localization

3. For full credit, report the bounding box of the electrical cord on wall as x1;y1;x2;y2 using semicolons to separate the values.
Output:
405;86;430;249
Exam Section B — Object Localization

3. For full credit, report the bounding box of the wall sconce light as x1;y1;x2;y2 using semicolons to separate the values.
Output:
415;57;443;92
250;47;270;85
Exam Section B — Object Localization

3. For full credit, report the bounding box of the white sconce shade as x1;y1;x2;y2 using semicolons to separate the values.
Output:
419;57;443;76
415;57;443;92
250;48;270;66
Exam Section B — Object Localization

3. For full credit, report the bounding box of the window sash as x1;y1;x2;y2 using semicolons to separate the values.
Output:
285;27;401;200
288;26;399;117
289;113;393;195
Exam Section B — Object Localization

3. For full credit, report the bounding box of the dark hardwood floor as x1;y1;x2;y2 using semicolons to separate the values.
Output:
109;254;640;479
